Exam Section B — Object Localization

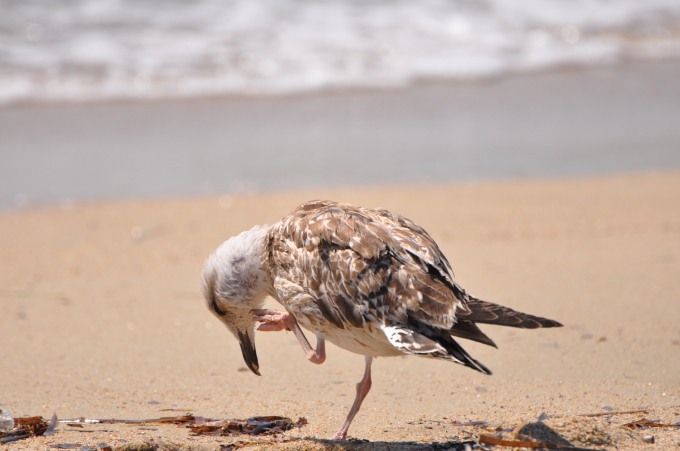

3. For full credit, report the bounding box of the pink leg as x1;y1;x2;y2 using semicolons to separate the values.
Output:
251;309;325;364
332;356;373;440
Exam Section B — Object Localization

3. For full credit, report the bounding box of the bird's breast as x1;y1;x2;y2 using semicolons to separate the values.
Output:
290;302;403;357
319;323;405;357
272;276;404;357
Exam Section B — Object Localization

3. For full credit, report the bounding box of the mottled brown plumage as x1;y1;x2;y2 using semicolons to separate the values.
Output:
262;200;560;372
201;200;562;440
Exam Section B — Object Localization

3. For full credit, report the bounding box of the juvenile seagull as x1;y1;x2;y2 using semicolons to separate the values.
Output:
200;200;562;440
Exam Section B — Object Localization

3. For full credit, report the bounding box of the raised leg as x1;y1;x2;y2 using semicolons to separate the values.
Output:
251;309;326;364
332;356;373;440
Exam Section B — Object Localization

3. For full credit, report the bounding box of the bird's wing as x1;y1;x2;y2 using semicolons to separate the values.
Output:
264;200;477;333
460;296;563;329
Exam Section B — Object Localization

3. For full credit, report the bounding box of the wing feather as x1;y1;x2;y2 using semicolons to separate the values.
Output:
264;200;464;332
263;200;562;363
461;296;563;329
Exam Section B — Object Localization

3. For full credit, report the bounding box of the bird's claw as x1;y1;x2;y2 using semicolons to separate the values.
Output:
251;309;291;331
331;432;347;440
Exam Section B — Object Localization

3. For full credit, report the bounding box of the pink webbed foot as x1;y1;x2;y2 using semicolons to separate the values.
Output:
251;308;326;365
251;308;292;332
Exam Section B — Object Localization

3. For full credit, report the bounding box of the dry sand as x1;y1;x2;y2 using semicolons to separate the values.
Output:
1;171;679;450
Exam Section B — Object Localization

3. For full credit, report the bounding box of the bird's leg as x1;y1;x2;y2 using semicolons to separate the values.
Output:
332;356;373;440
251;309;326;364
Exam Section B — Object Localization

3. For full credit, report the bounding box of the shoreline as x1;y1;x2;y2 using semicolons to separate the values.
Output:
2;56;680;110
2;59;680;210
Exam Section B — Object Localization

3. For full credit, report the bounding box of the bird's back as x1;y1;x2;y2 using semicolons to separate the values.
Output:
263;200;561;374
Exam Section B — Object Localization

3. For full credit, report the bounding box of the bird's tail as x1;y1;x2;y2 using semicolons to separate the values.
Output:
391;321;493;375
461;296;563;329
440;334;493;375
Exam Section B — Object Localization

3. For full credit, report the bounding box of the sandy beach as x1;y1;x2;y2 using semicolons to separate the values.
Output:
2;2;680;447
1;170;678;450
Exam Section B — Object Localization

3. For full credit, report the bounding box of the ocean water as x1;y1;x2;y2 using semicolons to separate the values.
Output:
1;0;679;105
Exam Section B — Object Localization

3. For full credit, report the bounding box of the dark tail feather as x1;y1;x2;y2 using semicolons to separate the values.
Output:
461;296;563;329
408;317;493;375
440;333;492;375
449;320;498;348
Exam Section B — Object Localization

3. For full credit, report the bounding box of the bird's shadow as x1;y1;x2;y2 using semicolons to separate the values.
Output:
296;438;477;450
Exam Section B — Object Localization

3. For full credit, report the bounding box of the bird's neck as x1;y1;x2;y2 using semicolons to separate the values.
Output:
241;225;273;308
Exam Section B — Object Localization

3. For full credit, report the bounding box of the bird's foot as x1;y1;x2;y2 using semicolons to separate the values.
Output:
251;309;292;332
330;430;348;440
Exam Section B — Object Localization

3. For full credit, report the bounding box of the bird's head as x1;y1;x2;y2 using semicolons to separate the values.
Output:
200;225;271;376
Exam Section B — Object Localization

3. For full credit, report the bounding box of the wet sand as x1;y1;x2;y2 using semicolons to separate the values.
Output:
1;171;679;450
2;59;680;211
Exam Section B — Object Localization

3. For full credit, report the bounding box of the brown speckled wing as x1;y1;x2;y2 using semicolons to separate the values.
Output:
461;296;563;329
264;200;469;333
264;200;561;358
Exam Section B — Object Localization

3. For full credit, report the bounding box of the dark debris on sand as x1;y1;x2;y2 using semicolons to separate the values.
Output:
187;416;308;436
0;414;55;444
3;408;679;450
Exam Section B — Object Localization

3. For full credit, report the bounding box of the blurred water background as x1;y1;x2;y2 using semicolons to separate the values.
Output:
2;0;680;105
1;0;680;210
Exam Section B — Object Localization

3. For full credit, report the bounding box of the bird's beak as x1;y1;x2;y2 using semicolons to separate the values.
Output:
237;329;260;376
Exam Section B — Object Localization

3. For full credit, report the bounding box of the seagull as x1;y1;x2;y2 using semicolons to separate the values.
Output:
200;200;562;440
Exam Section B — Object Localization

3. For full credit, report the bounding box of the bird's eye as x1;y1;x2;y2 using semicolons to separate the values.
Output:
209;293;226;316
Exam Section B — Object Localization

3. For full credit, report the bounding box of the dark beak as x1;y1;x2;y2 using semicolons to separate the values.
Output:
237;330;260;376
